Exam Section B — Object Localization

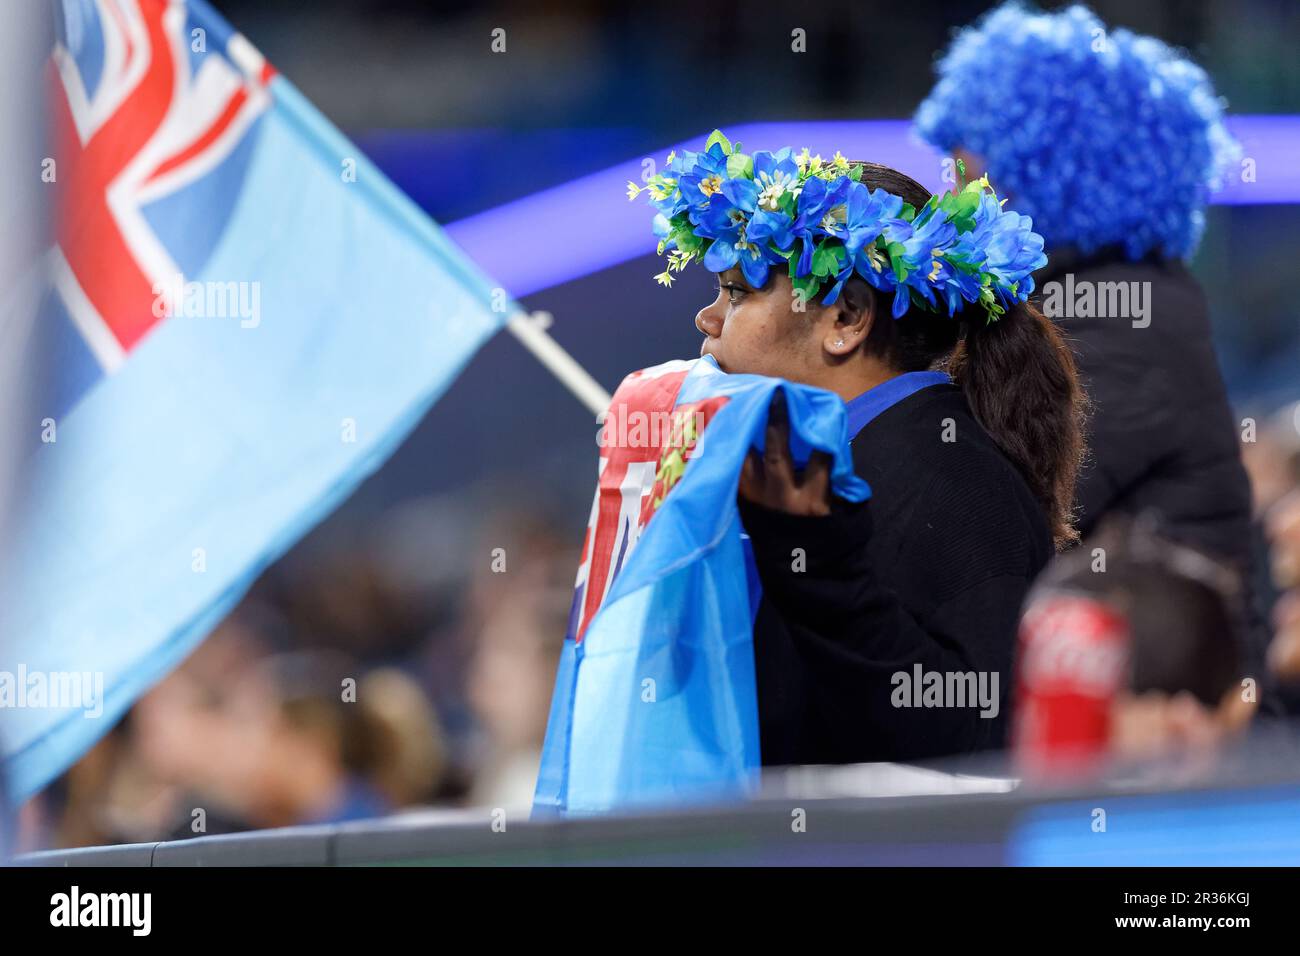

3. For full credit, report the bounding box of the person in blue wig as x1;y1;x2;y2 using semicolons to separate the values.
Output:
914;4;1279;712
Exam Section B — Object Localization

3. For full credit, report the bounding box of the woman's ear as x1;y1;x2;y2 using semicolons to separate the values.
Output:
822;277;875;359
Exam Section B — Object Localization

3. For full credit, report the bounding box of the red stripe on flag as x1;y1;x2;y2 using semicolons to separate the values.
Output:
54;0;177;352
146;86;249;184
575;368;691;641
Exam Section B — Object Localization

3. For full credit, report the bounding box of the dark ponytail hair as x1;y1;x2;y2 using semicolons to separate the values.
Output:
948;301;1085;548
848;163;1086;548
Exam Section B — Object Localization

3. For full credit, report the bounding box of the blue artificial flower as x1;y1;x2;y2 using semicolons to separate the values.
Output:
852;240;895;295
926;255;985;315
879;207;959;318
694;178;759;243
746;208;797;251
734;208;798;287
789;175;850;276
649;191;688;220
752;149;803;213
703;237;773;288
978;196;1047;303
787;178;903;287
666;149;698;176
838;182;905;255
946;193;995;269
675;142;732;223
696;178;768;287
821;258;859;306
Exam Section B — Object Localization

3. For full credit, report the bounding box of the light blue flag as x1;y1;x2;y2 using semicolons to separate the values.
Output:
534;357;870;816
0;0;508;802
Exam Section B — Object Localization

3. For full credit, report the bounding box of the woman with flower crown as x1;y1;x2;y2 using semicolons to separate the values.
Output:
631;133;1085;763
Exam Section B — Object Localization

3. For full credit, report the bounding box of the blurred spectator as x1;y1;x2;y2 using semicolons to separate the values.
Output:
16;727;133;851
128;613;272;837
15;617;270;850
18;605;454;848
465;584;569;813
1014;517;1255;781
214;650;444;829
460;506;576;813
1241;403;1300;700
1242;402;1300;517
15;492;586;850
1266;488;1300;590
358;668;447;808
1267;494;1300;681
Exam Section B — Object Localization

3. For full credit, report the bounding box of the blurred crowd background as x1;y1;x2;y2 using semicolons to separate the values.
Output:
14;0;1300;850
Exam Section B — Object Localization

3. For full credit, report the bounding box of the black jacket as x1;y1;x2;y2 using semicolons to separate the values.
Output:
741;383;1053;766
1033;250;1253;562
1032;251;1281;711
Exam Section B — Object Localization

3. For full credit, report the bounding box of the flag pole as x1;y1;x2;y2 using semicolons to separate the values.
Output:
507;311;612;417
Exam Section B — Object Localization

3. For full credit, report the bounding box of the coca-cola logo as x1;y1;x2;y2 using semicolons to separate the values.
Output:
1018;594;1129;698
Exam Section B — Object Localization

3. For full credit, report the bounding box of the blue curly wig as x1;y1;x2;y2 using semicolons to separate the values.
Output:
914;2;1239;261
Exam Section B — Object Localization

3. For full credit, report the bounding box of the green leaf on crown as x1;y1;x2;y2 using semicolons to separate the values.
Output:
885;241;908;283
704;129;732;155
726;152;753;179
811;242;846;278
950;188;980;230
791;274;821;303
671;223;703;257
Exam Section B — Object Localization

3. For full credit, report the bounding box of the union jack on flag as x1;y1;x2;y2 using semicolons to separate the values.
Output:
568;359;730;643
47;0;275;410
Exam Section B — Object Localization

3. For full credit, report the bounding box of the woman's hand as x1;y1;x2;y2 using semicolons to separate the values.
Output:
738;394;833;516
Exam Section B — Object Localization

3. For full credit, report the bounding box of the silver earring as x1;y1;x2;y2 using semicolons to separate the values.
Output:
835;339;844;348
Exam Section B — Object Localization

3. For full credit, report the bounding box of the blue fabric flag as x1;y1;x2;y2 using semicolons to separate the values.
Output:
0;0;507;802
534;356;870;816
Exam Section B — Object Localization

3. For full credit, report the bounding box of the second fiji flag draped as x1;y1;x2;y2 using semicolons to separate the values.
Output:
535;356;870;816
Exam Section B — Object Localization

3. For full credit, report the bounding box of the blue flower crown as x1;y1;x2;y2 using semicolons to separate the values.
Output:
628;129;1047;322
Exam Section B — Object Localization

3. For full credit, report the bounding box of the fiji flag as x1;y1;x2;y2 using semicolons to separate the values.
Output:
534;356;870;816
0;0;507;801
